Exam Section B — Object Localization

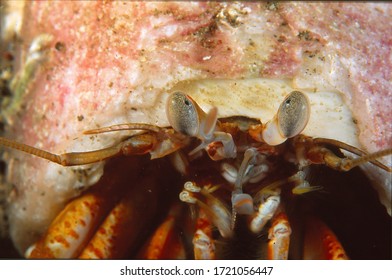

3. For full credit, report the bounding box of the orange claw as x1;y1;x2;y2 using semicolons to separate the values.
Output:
25;193;107;259
25;157;160;259
79;176;159;259
27;174;160;259
24;155;139;258
304;217;348;260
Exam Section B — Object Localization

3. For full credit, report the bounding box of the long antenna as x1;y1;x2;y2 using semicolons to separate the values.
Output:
0;137;63;164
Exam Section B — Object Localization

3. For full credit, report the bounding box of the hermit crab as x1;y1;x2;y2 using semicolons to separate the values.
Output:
1;90;390;259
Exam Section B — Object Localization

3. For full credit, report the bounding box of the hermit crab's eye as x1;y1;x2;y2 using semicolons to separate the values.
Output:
277;91;310;138
262;91;310;146
166;91;199;136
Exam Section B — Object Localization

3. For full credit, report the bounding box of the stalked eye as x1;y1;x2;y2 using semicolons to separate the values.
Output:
166;91;199;136
277;91;310;138
262;91;310;146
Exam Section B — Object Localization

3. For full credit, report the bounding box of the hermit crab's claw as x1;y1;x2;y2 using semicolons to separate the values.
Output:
251;91;310;146
26;161;160;259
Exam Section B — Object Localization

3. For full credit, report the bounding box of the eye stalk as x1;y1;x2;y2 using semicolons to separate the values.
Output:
166;91;236;160
262;91;310;146
166;91;220;141
277;91;310;138
166;91;200;137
